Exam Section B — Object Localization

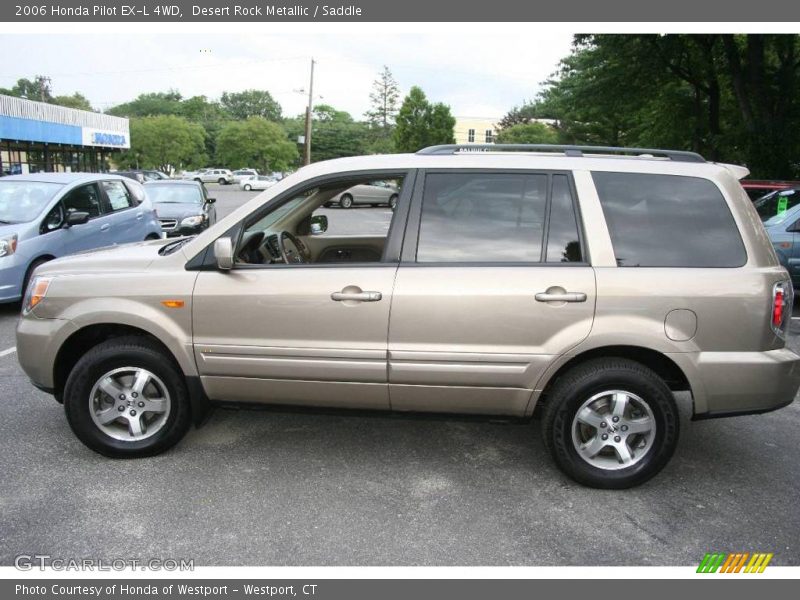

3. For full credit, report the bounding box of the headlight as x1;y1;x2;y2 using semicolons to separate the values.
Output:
180;215;204;227
22;276;52;315
0;234;18;257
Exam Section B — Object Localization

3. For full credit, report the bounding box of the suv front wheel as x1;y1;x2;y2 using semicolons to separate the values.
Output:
542;358;679;489
64;336;191;458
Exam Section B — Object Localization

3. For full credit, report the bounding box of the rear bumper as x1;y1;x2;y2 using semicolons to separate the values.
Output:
670;348;800;418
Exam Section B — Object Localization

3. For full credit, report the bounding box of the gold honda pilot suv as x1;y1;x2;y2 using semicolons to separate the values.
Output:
16;144;800;488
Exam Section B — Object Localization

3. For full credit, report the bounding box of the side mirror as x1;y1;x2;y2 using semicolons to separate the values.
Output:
310;214;328;235
65;211;90;227
207;197;216;204
214;237;234;271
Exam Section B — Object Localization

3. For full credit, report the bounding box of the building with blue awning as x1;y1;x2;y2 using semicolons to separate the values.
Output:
0;94;129;175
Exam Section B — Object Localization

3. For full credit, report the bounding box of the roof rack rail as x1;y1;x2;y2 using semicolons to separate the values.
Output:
416;144;706;163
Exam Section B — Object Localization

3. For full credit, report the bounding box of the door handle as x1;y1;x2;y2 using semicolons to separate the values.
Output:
535;291;587;303
100;223;111;232
331;291;382;302
136;212;143;219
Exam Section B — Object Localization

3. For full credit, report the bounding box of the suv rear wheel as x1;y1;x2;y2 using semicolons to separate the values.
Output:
541;358;679;489
63;336;191;458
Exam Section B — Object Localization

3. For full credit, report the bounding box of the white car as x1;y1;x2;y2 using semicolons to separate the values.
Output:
232;169;259;184
241;175;278;191
183;169;234;185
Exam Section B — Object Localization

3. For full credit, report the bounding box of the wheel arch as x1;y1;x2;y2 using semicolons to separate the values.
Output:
52;323;210;425
533;345;692;416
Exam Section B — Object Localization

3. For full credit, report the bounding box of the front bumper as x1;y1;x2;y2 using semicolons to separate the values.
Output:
16;314;77;390
670;348;800;418
0;256;27;303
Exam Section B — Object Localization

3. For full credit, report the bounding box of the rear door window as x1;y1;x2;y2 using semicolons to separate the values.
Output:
100;180;134;212
592;172;747;267
416;172;583;263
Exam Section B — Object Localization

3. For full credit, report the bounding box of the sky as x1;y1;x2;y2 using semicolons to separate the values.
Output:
0;32;574;119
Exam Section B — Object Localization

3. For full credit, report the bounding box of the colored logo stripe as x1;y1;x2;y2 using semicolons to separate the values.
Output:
697;552;773;573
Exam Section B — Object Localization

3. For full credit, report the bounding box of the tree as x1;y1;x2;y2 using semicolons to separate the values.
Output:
393;86;456;152
216;117;298;172
116;115;207;173
498;103;551;129
284;105;373;163
495;122;560;144
365;66;400;131
51;93;93;111
534;34;800;178
220;90;282;121
106;91;184;117
0;76;52;101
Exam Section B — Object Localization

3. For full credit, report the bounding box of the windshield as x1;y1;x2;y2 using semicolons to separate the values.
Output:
146;185;203;205
753;189;800;225
0;181;63;224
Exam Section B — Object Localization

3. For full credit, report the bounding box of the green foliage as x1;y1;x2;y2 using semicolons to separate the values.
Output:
220;89;282;121
393;86;456;153
51;93;93;111
216;117;298;172
284;105;372;163
106;91;184;117
535;34;800;178
116;115;207;173
0;76;53;102
0;76;94;111
495;122;560;144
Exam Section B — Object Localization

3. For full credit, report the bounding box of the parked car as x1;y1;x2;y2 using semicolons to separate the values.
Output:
240;175;278;191
144;180;217;237
232;169;259;184
16;144;799;489
187;169;234;185
741;179;800;201
0;173;162;302
754;188;800;287
117;170;170;183
328;180;399;208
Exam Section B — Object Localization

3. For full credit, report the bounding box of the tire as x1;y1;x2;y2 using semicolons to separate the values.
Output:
541;358;679;489
244;184;252;191
144;233;160;241
218;178;226;185
389;194;398;210
22;257;51;301
63;336;192;458
340;194;353;209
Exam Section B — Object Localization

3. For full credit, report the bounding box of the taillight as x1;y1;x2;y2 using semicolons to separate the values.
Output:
773;288;784;327
771;281;793;339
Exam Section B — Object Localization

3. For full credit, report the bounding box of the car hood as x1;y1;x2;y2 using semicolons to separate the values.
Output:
0;221;35;237
36;238;172;276
153;203;203;219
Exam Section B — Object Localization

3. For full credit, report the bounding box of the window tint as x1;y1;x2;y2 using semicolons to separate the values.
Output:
416;173;548;262
546;175;583;263
101;180;134;212
62;183;102;218
592;172;747;267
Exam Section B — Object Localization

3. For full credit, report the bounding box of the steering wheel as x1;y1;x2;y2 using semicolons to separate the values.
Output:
277;231;309;264
237;231;265;263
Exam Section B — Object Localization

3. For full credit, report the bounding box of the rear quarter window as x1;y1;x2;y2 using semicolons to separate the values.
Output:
592;172;747;267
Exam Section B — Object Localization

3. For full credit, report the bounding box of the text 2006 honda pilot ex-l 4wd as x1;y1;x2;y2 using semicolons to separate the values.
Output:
16;145;800;488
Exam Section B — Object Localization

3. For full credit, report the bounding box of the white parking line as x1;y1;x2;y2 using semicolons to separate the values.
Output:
0;347;16;357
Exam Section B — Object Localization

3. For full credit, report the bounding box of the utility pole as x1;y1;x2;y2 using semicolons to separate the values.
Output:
303;58;315;166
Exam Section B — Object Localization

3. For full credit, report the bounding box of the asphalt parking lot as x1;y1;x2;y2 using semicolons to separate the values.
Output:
0;184;799;566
